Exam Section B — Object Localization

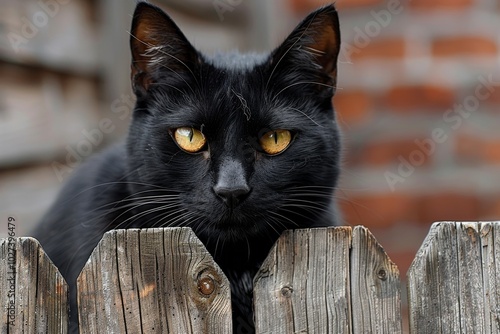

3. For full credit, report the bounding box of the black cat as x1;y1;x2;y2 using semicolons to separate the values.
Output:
33;2;341;332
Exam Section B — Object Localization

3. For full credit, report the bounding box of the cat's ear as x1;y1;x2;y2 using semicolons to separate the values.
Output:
130;2;199;96
270;5;340;92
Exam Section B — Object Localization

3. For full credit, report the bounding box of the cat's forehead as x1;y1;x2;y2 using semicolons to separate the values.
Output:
206;51;268;71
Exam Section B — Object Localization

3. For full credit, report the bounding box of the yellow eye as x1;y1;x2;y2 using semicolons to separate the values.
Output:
173;127;206;153
259;129;292;155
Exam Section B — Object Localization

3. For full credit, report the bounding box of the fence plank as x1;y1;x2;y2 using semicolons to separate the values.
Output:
77;227;232;334
407;222;460;333
0;237;68;333
480;222;500;333
254;226;401;333
350;226;402;333
408;221;500;333
457;223;485;332
254;227;352;333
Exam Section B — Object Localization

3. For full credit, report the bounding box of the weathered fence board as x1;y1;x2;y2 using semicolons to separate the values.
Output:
77;228;232;334
350;226;401;333
254;227;352;333
3;222;500;332
408;221;500;333
253;226;401;333
0;237;68;333
480;222;500;333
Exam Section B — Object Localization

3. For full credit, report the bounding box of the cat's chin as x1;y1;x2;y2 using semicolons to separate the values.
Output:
215;220;259;234
201;217;266;241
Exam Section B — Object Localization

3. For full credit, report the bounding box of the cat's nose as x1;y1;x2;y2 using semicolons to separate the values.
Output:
213;185;251;209
213;158;251;209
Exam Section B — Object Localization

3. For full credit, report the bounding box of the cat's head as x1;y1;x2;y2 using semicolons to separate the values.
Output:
126;2;341;249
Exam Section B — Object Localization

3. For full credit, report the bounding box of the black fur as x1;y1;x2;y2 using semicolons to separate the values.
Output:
33;2;341;332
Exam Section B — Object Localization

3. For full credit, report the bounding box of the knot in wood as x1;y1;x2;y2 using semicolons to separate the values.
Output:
377;268;387;281
197;276;215;296
281;285;293;298
466;227;477;243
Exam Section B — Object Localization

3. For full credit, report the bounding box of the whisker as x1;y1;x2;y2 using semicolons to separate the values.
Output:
263;217;285;236
154;210;196;228
277;207;318;223
84;192;180;216
288;107;323;127
102;201;182;231
267;210;299;228
139;207;189;229
61;180;173;206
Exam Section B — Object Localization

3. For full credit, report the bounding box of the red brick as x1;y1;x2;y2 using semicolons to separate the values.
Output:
288;0;383;13
454;133;484;163
483;141;500;164
340;192;418;228
483;197;500;219
410;0;473;11
351;39;406;61
348;138;432;167
363;140;416;166
454;134;500;164
335;0;385;10
485;85;500;105
417;192;481;225
384;85;456;112
333;90;373;127
432;37;498;58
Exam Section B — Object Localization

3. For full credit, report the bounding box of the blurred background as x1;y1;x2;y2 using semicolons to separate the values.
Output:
1;0;499;329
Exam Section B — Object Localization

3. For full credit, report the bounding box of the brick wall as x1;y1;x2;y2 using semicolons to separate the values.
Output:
289;0;500;280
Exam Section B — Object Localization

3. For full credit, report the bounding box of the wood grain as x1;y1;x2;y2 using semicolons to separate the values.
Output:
0;237;68;333
254;226;400;333
350;226;402;333
10;224;500;332
408;221;500;333
77;227;231;334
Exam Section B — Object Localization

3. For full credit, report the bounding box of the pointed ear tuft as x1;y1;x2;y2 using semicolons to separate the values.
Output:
303;6;340;76
130;2;199;96
270;5;341;92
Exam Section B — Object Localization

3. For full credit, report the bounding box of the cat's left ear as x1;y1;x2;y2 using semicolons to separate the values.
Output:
130;2;200;97
270;5;341;92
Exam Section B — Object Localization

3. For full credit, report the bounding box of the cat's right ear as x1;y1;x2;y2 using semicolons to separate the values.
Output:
130;2;199;97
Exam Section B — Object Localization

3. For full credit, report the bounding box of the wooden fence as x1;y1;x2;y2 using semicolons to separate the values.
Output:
0;222;499;333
